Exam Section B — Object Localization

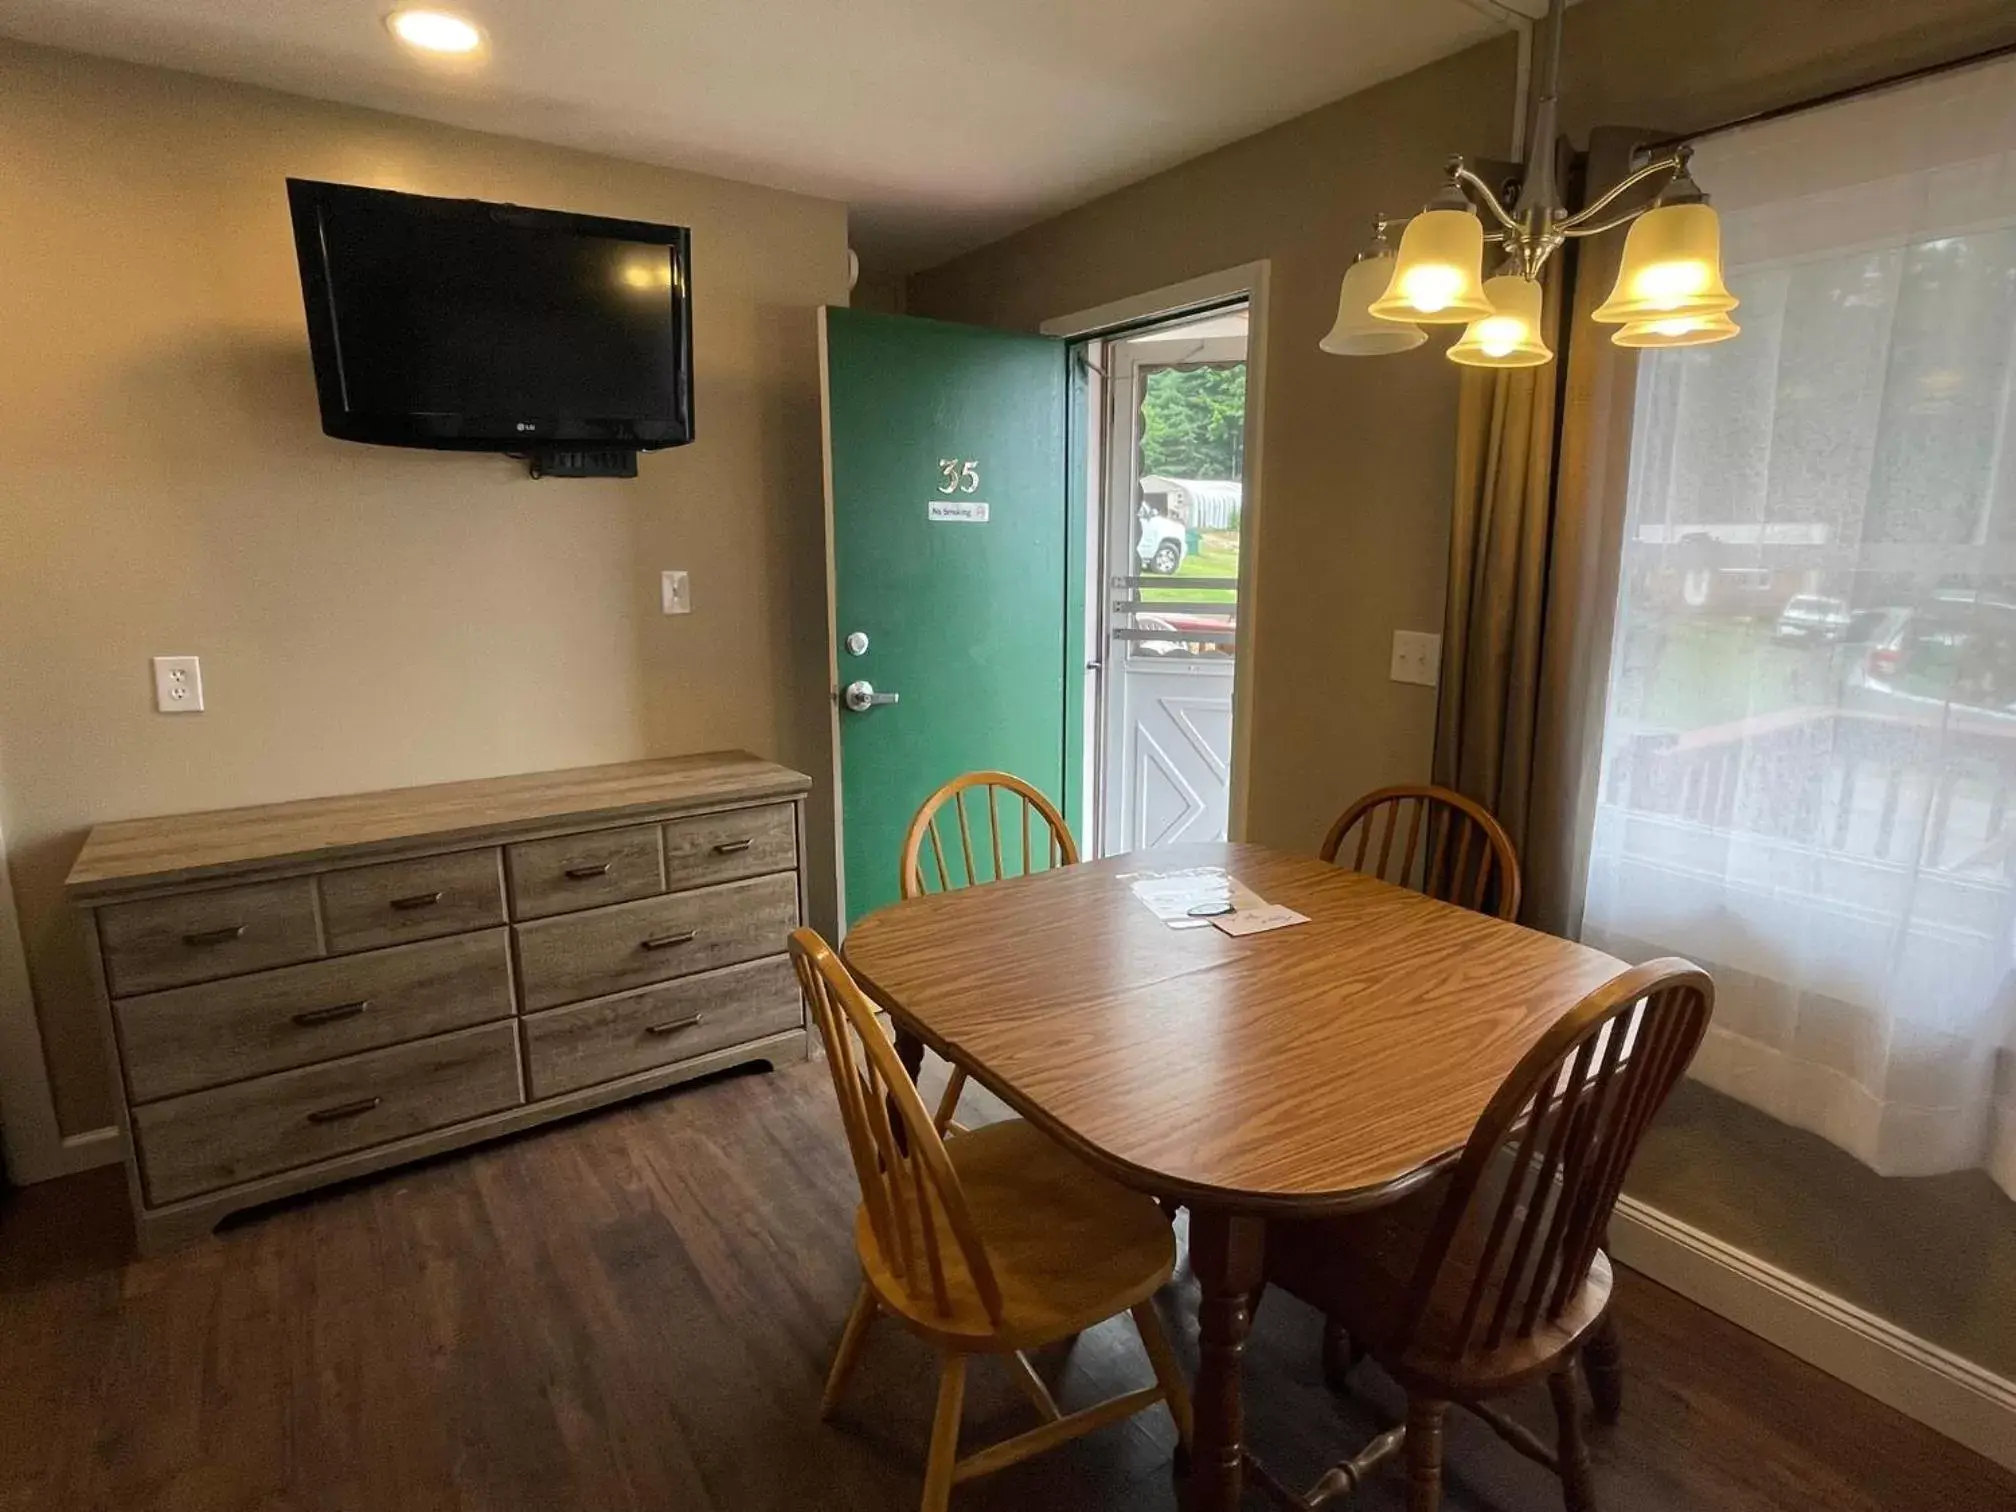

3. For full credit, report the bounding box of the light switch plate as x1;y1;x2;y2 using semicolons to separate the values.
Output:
1390;631;1440;688
152;655;204;713
660;570;691;615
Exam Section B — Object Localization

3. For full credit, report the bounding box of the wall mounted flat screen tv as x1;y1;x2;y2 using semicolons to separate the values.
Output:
286;179;693;453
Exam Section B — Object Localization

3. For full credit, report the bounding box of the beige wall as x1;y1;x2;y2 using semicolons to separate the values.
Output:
849;268;908;316
0;41;850;1134
908;0;2016;857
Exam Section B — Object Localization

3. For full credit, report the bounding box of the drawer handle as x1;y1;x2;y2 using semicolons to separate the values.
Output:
293;1000;370;1028
390;891;443;911
640;930;698;951
712;838;755;854
306;1096;382;1124
182;924;246;947
565;863;613;880
645;1012;706;1037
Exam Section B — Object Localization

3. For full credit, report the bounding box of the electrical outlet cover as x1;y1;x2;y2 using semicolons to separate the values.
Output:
152;655;204;713
1390;631;1441;688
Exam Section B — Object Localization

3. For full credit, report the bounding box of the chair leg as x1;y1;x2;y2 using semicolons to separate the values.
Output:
1551;1363;1597;1512
1583;1310;1624;1425
1130;1300;1194;1450
922;1353;968;1512
821;1283;879;1420
1405;1397;1447;1512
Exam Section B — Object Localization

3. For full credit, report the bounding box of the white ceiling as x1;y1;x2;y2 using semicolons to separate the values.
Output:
0;1;1516;272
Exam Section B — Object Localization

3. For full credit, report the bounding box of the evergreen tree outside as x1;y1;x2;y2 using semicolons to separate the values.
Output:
1139;364;1245;482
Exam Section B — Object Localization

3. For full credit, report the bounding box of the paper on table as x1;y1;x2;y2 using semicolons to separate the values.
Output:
1211;904;1310;937
1122;867;1269;930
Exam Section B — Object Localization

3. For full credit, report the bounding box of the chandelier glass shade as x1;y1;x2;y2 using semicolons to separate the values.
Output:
1611;310;1742;348
1321;252;1428;354
1447;275;1553;368
1591;201;1739;324
1368;208;1495;324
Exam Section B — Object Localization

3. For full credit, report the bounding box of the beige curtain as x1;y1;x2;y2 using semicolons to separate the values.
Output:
1433;129;1648;937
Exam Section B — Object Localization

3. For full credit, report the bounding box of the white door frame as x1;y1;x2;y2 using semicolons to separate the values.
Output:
1095;324;1246;855
1043;261;1270;844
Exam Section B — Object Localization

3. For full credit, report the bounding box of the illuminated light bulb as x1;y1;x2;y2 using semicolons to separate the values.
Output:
386;9;485;56
1369;207;1493;325
1400;263;1464;315
1632;259;1714;309
1476;316;1525;358
1448;275;1553;368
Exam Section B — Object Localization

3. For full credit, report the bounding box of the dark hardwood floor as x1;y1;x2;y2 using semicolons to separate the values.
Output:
4;1056;2012;1512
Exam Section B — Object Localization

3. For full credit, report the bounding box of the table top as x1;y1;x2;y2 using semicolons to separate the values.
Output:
842;841;1628;1216
67;751;810;900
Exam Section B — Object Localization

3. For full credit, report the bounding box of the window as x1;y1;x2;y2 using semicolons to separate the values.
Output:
1583;57;2016;1200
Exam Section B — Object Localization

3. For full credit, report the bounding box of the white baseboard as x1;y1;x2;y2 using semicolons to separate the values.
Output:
1610;1194;2016;1475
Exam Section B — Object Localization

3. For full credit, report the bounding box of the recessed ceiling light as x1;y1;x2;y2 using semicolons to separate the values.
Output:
385;9;485;56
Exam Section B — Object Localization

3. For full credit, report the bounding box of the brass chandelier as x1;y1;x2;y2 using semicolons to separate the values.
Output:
1323;0;1739;368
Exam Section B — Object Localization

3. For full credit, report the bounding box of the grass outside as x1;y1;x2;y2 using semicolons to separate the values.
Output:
1139;530;1239;605
1616;614;1848;731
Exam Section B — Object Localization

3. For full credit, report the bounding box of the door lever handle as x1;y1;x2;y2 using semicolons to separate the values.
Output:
842;680;900;713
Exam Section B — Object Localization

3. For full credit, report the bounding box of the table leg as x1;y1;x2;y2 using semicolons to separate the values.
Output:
890;1028;927;1152
1185;1208;1265;1512
893;1027;926;1087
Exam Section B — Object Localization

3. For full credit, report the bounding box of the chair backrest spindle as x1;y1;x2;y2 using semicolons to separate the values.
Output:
901;771;1079;899
1321;784;1522;921
790;928;1006;1324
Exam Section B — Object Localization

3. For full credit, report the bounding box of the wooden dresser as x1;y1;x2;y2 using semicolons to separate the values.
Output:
64;752;812;1252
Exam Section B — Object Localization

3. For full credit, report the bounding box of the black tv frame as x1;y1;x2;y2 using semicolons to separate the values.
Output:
286;178;694;456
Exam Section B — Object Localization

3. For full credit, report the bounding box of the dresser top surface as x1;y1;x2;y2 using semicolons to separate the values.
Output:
67;752;811;900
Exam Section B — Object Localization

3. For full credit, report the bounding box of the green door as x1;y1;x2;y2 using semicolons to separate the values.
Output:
821;307;1080;924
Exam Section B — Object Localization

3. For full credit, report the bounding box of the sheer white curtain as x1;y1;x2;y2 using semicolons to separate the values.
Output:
1583;56;2016;1199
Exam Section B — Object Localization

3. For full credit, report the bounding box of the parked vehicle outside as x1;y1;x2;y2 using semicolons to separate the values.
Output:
1847;592;2016;734
1136;505;1187;575
1775;594;1853;642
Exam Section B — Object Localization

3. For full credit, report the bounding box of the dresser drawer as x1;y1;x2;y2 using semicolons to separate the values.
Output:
318;848;504;953
132;1021;522;1205
116;929;515;1104
99;877;322;996
514;872;799;1012
507;823;664;921
524;955;801;1099
663;803;797;891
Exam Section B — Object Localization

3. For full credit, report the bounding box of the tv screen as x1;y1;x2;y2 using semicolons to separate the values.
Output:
286;179;693;452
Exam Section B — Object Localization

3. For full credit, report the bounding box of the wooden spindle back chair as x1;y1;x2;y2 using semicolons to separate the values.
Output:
1320;784;1521;921
792;927;1004;1326
899;771;1078;1131
1402;960;1712;1373
1259;959;1713;1512
901;771;1078;899
790;929;1191;1512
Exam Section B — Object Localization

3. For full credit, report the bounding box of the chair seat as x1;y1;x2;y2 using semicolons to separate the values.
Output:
1265;1177;1612;1396
857;1119;1175;1351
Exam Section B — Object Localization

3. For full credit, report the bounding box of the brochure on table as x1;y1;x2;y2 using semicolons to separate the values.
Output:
1121;866;1309;935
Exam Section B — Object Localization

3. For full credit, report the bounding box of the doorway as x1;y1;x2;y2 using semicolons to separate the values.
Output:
1085;304;1250;855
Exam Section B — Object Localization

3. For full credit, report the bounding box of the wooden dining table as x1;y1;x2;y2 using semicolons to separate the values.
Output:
840;840;1627;1511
